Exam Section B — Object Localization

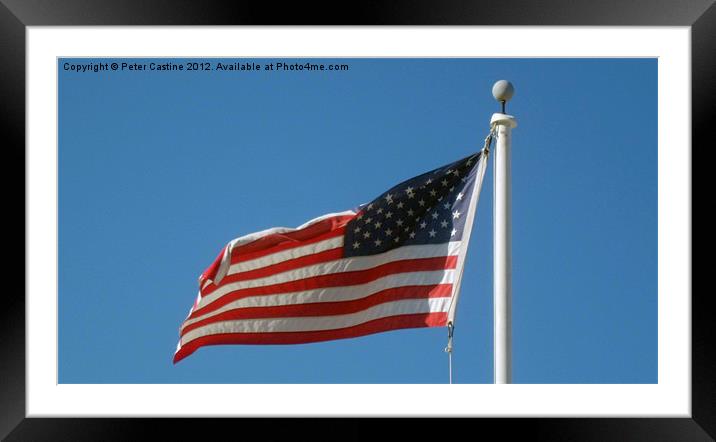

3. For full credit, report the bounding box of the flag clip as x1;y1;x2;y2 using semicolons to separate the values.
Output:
483;123;496;155
444;321;454;354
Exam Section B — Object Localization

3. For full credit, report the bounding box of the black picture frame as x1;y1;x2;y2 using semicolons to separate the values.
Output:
4;1;711;440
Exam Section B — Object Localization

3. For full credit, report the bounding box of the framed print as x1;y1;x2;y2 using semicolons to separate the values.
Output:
5;1;712;439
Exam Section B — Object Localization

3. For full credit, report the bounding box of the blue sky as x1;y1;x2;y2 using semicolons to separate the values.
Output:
58;58;657;384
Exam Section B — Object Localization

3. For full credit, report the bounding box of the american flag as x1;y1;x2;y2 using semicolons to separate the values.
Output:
174;149;489;363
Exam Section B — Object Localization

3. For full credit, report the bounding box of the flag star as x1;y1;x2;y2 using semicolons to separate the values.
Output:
425;178;433;185
440;220;449;228
374;221;382;229
385;211;393;219
429;229;437;238
404;226;410;233
466;158;473;166
357;213;363;220
461;177;468;182
409;231;416;239
363;231;371;239
418;199;426;207
353;241;360;249
437;196;443;201
456;192;464;201
385;229;393;236
367;203;374;210
405;186;414;195
376;208;383;214
374;239;382;247
449;186;455;192
431;212;439;219
420;221;427;229
407;192;415;199
396;219;404;227
441;179;449;187
452;210;461;219
407;209;414;216
451;228;457;236
452;170;460;177
396;202;404;209
445;169;453;175
429;189;437;197
443;202;451;209
394;236;400;243
365;217;372;224
385;193;394;204
354;227;361;233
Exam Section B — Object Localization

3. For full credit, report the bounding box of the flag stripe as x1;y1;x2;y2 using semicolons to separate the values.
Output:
210;247;345;291
203;247;346;298
225;213;353;258
173;312;447;363
199;241;461;305
228;233;345;273
199;214;352;287
190;255;458;318
181;283;453;335
182;297;450;346
182;269;457;330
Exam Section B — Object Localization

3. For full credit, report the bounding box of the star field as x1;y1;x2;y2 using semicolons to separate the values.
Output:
344;151;485;256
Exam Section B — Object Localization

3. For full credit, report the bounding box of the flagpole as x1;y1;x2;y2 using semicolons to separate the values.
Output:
491;80;517;384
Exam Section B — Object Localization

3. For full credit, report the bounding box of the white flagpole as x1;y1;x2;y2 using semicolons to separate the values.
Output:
491;80;517;384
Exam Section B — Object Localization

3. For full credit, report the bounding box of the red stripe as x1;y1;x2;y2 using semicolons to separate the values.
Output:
230;227;346;265
199;246;227;286
173;312;447;364
181;284;453;336
229;215;352;258
198;215;352;287
190;255;458;320
202;246;344;297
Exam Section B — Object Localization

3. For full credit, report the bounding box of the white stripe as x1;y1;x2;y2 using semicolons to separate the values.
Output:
181;297;450;345
198;241;461;310
182;269;456;331
227;235;344;276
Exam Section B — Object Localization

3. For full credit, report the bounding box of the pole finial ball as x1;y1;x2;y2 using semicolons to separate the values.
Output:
492;80;515;102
